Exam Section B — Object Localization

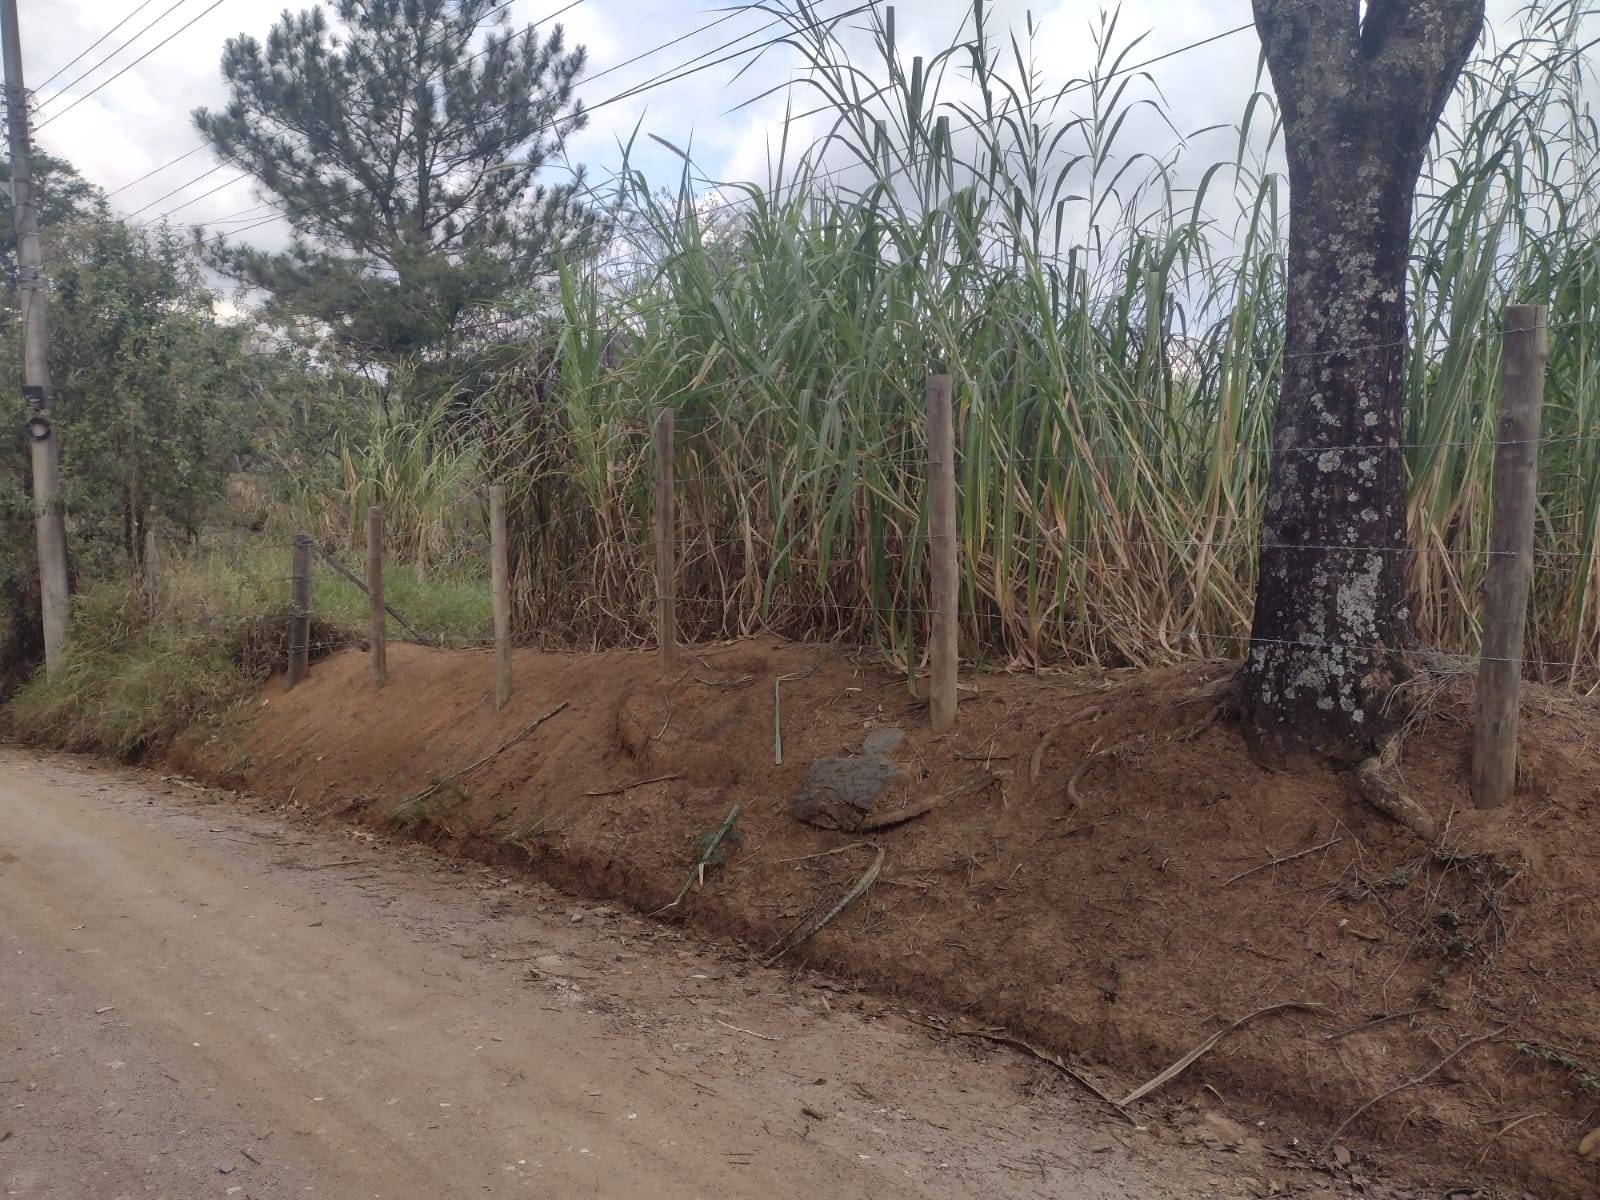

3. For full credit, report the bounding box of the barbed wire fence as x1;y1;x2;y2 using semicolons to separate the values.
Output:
34;0;1595;817
186;300;1572;814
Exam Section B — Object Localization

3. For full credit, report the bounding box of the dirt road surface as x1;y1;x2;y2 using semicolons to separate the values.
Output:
1;748;1394;1200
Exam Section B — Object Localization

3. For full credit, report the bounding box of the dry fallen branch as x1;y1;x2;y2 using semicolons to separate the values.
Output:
1323;1009;1421;1041
1475;1110;1548;1165
1118;1001;1327;1108
1322;1021;1516;1153
394;701;569;816
715;1018;782;1043
313;546;430;645
764;844;884;965
921;1021;1133;1125
1067;735;1143;807
858;773;996;832
584;773;682;797
1223;838;1341;887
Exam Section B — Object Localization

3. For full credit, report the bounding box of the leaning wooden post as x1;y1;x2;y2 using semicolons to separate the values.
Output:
288;533;313;689
489;485;512;710
367;504;387;687
653;408;677;668
143;527;160;619
1472;303;1548;809
926;374;959;733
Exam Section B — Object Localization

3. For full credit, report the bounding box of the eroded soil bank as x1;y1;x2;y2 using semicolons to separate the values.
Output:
177;638;1600;1197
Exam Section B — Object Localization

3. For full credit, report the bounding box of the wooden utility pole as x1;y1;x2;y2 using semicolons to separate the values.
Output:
143;528;159;618
653;409;677;668
288;534;312;688
1472;303;1548;809
926;375;959;733
489;485;512;709
2;0;70;677
367;505;387;686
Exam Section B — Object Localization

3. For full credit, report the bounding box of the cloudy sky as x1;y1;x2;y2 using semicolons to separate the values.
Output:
20;0;1538;261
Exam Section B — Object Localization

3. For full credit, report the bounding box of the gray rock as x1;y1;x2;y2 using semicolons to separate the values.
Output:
791;755;900;831
860;726;906;756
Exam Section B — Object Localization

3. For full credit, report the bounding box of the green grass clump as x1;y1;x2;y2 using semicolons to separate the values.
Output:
307;547;492;647
2;534;492;757
2;570;276;757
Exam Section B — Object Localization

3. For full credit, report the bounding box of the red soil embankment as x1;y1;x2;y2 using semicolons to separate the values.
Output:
177;638;1600;1196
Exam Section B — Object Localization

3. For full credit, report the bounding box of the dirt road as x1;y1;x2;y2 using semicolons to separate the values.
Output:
1;749;1384;1200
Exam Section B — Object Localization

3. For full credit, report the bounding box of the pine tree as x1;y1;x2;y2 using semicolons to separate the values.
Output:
193;0;599;371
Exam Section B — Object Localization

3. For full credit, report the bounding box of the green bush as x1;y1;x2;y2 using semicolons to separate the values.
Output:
2;536;491;757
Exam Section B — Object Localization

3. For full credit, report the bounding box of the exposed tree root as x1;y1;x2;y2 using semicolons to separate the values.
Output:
1354;734;1438;841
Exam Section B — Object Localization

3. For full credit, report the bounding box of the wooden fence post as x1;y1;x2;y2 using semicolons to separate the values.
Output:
288;533;312;688
143;527;159;619
1472;303;1548;809
367;504;387;687
653;409;677;667
490;485;512;709
926;374;959;733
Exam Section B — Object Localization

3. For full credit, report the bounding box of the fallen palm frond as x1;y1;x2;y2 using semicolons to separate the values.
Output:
1118;1001;1329;1107
764;844;885;965
656;803;742;914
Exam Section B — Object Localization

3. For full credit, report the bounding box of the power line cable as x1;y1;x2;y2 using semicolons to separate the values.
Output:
34;0;198;113
105;0;566;216
167;2;873;240
36;0;229;131
33;0;165;93
159;0;771;231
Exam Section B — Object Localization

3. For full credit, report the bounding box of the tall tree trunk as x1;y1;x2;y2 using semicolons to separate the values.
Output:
1242;0;1484;763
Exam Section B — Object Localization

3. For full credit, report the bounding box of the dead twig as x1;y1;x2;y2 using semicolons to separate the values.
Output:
1119;1002;1327;1107
858;774;996;832
313;546;429;644
1028;702;1105;782
1322;1021;1516;1153
764;844;884;965
773;666;817;766
1475;1110;1548;1165
393;701;569;816
715;1019;782;1043
584;774;682;797
1067;736;1142;807
917;1019;1133;1125
655;803;741;915
1223;838;1341;887
1323;1009;1421;1041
